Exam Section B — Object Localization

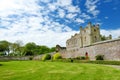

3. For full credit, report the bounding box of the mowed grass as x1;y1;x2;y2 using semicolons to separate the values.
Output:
0;61;120;80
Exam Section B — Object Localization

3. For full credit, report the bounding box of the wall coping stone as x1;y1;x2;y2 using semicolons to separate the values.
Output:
93;38;120;45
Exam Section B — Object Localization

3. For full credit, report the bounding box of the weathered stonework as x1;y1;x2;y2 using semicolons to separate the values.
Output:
57;22;120;61
66;22;101;50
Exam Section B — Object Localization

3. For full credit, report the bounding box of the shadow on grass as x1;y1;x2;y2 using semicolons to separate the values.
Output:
0;64;2;66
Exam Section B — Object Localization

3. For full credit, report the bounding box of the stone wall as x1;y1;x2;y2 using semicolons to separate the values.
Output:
0;52;56;61
61;38;120;61
0;56;31;61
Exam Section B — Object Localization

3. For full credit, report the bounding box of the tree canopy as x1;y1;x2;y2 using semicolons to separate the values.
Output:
0;40;56;56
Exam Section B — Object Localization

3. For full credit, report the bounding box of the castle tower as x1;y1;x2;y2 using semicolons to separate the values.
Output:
81;22;101;47
91;24;101;43
66;22;101;50
81;22;92;46
80;26;83;47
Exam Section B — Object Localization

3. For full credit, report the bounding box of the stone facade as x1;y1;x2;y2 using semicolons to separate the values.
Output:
57;22;120;61
66;22;101;52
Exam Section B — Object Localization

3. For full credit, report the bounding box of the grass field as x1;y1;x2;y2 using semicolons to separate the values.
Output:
0;61;120;80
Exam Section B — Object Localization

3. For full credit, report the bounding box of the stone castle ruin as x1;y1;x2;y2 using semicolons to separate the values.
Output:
56;22;120;61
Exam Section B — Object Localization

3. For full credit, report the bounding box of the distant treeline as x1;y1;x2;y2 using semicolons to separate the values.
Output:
0;40;55;56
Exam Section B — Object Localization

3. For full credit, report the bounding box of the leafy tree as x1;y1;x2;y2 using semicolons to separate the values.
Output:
23;42;55;56
50;47;56;52
0;52;6;56
0;40;56;56
100;35;107;41
9;40;23;56
0;40;11;56
24;42;37;56
39;46;50;54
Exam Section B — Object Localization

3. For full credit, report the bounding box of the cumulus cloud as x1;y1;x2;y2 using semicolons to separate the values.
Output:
101;29;120;39
85;0;100;17
0;0;80;47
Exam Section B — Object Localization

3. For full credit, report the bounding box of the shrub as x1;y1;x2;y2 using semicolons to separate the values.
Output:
81;56;86;60
0;52;7;56
42;54;51;61
70;58;73;63
75;56;81;60
95;55;104;60
74;56;86;60
29;56;33;60
53;53;62;60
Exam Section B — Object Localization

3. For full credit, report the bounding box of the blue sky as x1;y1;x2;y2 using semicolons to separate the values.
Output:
0;0;120;47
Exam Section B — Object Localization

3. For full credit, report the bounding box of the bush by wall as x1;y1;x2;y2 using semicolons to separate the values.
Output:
51;59;120;65
95;55;104;60
81;56;86;60
74;56;86;60
77;60;120;65
42;54;51;61
75;56;81;60
53;53;62;60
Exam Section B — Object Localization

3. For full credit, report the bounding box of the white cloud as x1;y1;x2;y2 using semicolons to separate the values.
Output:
56;0;72;6
66;13;77;19
85;0;100;17
58;9;65;18
0;0;39;17
0;0;119;47
75;18;85;23
0;0;80;47
80;13;91;19
66;6;80;13
101;29;120;39
48;4;57;11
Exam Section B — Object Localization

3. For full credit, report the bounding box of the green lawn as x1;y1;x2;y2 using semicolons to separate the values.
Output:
0;61;120;80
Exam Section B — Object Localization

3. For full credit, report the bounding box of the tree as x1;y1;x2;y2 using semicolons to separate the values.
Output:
39;46;50;54
50;47;56;52
0;40;11;56
9;40;23;56
24;42;37;56
100;35;107;41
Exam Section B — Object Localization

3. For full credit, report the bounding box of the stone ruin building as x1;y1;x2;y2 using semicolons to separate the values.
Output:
56;22;120;61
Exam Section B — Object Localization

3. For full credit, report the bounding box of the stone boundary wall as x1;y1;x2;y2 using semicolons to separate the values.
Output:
61;38;120;61
0;56;31;61
0;52;55;61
